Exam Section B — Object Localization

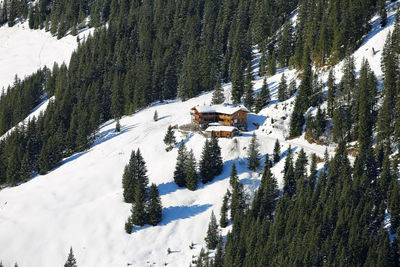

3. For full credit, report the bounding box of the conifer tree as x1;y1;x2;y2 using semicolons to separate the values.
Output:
267;52;276;76
146;183;162;226
248;133;260;171
229;162;238;188
273;139;281;163
131;185;147;226
111;73;124;120
212;80;225;105
64;247;77;267
254;78;271;113
163;125;176;150
115;119;121;132
205;211;219;250
185;149;198;191
199;139;212;184
278;73;287;102
122;151;136;203
288;79;297;98
389;179;400;232
380;2;387;27
174;142;187;187
243;63;254;110
220;192;229;228
210;134;223;178
153;110;158;121
327;69;336;117
230;176;245;220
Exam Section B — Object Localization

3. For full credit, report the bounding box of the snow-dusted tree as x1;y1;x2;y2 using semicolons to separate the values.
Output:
273;139;281;163
220;191;229;228
185;149;198;191
205;211;219;250
174;142;188;187
212;80;225;105
153;110;158;121
163;125;176;150
146;183;162;226
64;247;77;267
248;133;260;171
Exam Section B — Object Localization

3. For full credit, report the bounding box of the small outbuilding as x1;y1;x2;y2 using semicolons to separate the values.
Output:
204;125;239;138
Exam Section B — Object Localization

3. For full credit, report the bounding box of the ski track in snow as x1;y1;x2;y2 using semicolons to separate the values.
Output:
0;2;398;266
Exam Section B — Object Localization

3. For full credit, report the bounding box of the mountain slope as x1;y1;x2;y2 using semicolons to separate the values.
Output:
0;2;398;266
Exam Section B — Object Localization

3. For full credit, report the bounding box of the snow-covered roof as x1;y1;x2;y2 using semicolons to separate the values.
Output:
193;104;249;115
205;125;238;132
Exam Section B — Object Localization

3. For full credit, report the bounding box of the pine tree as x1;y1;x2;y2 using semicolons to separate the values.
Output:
163;125;176;150
115;119;121;132
153;110;158;121
243;62;254;110
248;133;260;171
327;69;336;117
205;211;219;250
254;78;270;113
185;149;198;191
220;192;229;228
131;185;147;226
230;177;245;220
174;142;187;187
380;2;387;28
210;134;223;178
212;80;225;105
146;183;162;226
199;139;213;184
273;139;281;163
267;52;276;76
278;73;287;102
64;247;77;267
229;162;239;188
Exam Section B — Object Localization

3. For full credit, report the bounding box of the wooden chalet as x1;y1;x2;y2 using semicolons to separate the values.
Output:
205;124;239;138
191;105;249;130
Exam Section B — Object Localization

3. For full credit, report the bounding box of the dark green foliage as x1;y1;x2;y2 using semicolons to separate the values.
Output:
122;149;149;203
115;119;121;132
289;59;313;137
185;149;198;191
278;73;287;102
212;80;225;105
220;191;229;228
200;135;223;184
380;1;387;27
273;139;280;163
153;110;158;122
174;142;187;188
254;78;270;113
247;133;260;171
229;163;238;189
243;63;254;111
64;247;77;267
163;125;176;151
205;211;219;250
327;69;336;117
305;107;327;141
130;185;147;227
230;173;246;221
146;183;162;226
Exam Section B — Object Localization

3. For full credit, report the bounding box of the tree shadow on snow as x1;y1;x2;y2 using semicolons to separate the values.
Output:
158;181;186;197
161;204;212;225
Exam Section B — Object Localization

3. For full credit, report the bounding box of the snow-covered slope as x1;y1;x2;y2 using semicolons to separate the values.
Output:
0;22;92;90
0;2;397;267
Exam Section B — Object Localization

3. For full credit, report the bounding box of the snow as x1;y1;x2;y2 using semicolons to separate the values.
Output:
0;2;398;266
0;96;52;141
0;21;93;90
193;104;249;115
205;125;238;132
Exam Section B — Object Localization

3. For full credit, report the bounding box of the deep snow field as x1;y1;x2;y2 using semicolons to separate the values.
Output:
0;2;398;266
0;21;92;90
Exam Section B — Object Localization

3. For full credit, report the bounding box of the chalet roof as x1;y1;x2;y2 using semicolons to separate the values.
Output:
192;104;249;115
205;125;238;132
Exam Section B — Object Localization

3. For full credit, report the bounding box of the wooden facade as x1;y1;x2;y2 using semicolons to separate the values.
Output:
191;105;249;130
